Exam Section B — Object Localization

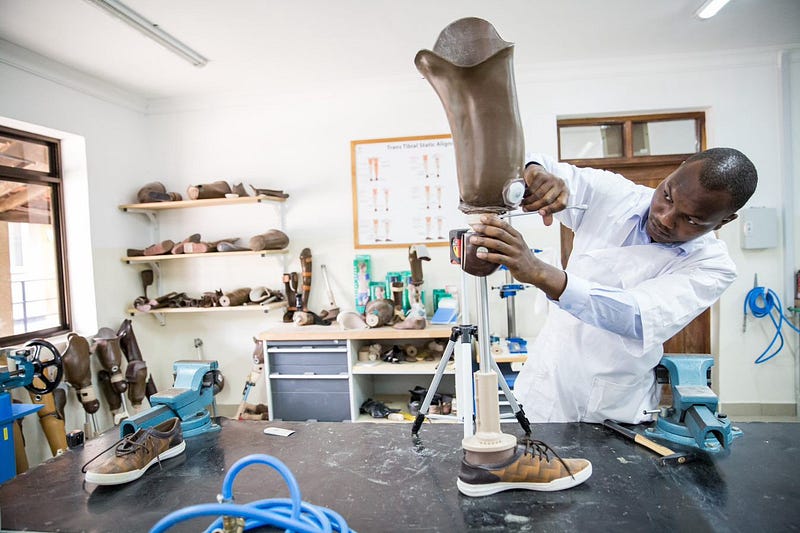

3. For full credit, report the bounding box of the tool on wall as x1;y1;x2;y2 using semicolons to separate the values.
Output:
603;419;694;466
644;355;742;452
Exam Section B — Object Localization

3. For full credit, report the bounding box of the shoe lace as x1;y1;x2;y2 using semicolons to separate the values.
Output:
521;437;575;479
81;429;160;474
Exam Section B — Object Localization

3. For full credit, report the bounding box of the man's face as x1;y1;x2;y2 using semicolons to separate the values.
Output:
646;160;738;244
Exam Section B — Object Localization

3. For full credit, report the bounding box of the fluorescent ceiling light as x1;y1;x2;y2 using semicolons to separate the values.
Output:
695;0;731;19
84;0;208;67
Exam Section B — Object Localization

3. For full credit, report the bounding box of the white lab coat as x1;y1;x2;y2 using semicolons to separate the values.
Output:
513;155;737;424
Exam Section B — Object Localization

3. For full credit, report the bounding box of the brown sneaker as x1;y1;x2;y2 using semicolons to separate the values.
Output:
457;440;592;497
82;417;185;485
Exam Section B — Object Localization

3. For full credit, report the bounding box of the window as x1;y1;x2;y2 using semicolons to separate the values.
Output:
0;126;70;345
558;111;705;170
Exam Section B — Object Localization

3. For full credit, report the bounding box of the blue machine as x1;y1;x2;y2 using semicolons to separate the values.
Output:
120;360;221;438
646;355;742;452
0;341;63;483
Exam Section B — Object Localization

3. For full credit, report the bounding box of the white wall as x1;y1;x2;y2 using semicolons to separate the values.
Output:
0;26;797;469
0;54;149;467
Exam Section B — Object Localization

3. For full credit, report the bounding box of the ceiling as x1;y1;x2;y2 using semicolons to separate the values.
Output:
0;0;798;101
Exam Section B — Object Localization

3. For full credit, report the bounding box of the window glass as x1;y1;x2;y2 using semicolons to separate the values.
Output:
0;181;62;337
0;135;50;173
559;124;623;159
633;119;699;156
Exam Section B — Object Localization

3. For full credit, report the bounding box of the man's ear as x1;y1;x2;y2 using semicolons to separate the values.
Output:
713;212;738;231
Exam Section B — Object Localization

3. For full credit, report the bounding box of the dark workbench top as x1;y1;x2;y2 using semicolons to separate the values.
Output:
0;419;798;532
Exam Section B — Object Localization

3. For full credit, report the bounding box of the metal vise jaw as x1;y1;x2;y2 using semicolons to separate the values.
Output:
120;360;221;438
646;355;742;452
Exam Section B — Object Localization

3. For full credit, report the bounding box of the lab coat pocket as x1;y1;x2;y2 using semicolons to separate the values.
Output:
585;376;646;423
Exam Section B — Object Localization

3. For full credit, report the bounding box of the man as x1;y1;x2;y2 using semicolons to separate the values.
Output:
468;148;758;423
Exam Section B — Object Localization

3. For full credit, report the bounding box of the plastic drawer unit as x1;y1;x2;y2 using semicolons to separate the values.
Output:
266;339;350;422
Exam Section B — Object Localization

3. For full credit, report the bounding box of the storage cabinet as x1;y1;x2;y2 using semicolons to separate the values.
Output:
118;195;289;323
266;340;350;422
259;324;456;422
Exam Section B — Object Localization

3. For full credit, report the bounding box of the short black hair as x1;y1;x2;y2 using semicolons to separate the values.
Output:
685;148;758;212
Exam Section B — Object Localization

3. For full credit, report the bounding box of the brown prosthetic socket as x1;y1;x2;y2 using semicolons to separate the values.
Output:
415;18;526;215
186;180;232;200
93;327;128;394
125;360;148;410
97;369;122;412
249;229;290;251
62;333;100;414
117;318;143;362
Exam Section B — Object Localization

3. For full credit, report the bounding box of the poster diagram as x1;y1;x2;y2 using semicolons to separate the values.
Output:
351;134;465;249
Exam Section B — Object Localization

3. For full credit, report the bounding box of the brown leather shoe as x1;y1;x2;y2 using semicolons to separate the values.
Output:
457;441;592;496
83;417;185;485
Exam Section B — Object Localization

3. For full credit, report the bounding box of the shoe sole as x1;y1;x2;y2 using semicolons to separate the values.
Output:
456;462;592;497
85;440;186;486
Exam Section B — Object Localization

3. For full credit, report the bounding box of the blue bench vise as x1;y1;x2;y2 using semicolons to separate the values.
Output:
120;359;221;438
646;354;742;452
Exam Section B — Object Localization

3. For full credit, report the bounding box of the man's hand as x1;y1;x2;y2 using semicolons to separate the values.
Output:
521;163;569;226
469;215;567;300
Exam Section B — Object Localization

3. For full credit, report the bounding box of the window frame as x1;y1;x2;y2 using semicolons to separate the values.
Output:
557;111;706;170
0;125;71;346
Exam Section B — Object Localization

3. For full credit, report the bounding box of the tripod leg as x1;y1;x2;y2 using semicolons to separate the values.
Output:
411;336;458;435
490;357;531;438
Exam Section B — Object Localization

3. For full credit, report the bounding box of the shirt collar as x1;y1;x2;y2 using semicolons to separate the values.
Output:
637;206;700;256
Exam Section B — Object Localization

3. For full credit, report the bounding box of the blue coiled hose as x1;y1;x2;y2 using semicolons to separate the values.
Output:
744;287;800;364
150;454;354;533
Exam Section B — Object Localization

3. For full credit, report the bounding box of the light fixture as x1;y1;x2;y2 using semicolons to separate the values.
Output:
695;0;731;19
83;0;208;67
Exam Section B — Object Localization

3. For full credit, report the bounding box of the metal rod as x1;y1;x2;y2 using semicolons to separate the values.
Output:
499;204;588;219
477;277;492;374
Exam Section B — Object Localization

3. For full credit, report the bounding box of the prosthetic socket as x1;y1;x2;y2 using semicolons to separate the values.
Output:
415;17;527;277
62;333;100;414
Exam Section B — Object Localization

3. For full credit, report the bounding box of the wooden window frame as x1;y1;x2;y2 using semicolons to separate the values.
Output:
0;125;71;346
557;111;706;170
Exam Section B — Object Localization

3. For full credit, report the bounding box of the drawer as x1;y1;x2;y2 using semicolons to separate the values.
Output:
267;340;348;375
271;377;350;422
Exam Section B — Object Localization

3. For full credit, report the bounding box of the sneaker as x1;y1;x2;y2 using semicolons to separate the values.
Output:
83;417;186;485
457;440;592;497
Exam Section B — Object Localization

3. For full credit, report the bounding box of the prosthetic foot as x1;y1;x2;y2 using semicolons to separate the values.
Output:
93;327;128;394
62;333;100;414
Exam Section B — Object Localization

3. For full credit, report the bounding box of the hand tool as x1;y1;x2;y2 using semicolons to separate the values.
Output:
603;419;693;465
499;204;588;219
645;354;741;452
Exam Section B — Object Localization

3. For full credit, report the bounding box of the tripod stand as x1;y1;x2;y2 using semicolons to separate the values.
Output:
411;272;532;444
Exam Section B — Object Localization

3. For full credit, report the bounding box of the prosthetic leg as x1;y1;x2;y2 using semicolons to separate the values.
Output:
117;318;157;400
93;327;130;425
62;333;100;437
235;338;268;420
414;18;591;495
26;381;68;456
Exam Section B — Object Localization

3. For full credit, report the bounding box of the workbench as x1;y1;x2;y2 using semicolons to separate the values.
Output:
0;419;797;532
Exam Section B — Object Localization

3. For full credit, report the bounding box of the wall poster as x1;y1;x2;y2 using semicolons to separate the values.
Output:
351;134;464;249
